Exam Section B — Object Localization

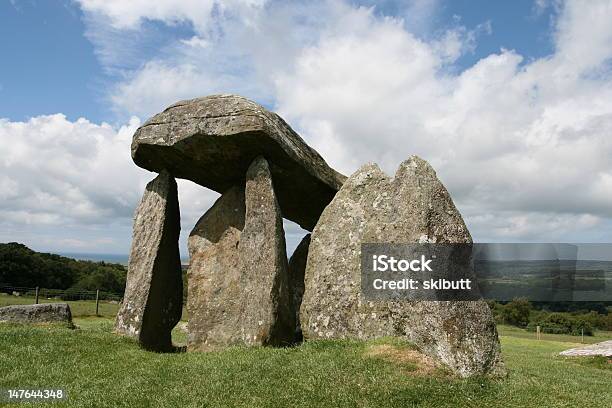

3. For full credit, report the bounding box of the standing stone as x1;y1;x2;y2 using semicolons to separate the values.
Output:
301;156;504;377
187;156;294;351
187;186;245;349
288;234;311;342
115;170;183;352
239;156;294;346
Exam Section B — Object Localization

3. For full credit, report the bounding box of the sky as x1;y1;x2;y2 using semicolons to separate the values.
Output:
1;0;611;258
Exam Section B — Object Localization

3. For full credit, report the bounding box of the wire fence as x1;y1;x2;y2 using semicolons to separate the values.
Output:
0;285;123;302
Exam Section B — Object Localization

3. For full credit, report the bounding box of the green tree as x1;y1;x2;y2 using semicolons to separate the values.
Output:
0;242;126;294
501;298;532;327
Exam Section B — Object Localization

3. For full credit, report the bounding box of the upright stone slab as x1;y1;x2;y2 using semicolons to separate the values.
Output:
115;170;183;351
187;156;294;351
239;156;294;346
301;156;504;377
288;234;311;342
187;186;245;349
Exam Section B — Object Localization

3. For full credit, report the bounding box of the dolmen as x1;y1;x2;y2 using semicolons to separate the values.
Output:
116;94;504;377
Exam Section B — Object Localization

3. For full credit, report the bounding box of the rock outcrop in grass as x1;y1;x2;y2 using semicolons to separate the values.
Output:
0;303;73;327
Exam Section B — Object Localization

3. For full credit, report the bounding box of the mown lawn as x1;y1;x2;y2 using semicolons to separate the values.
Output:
0;317;610;408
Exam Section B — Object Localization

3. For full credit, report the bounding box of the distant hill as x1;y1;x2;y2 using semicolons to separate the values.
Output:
59;252;130;265
58;252;190;266
0;242;127;294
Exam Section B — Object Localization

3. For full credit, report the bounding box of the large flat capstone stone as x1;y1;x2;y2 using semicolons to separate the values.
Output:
115;170;183;351
0;303;73;326
300;156;505;377
187;156;294;351
131;94;346;231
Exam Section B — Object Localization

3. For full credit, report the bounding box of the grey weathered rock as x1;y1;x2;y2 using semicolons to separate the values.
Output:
187;185;245;350
288;234;311;342
560;340;612;357
131;94;346;231
239;156;294;345
115;170;183;351
301;156;504;377
0;303;73;326
187;156;294;351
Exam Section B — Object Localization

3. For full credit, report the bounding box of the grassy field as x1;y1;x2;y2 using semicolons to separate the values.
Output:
1;298;611;407
0;324;610;407
0;293;120;318
0;294;189;320
497;324;612;344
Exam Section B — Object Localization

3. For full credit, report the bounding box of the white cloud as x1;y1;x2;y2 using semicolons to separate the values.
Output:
272;0;612;241
77;0;612;243
0;114;141;252
6;0;612;255
180;36;210;48
102;1;337;118
76;0;268;77
553;0;612;74
110;62;210;118
75;0;266;32
0;114;222;253
0;114;142;225
108;58;267;118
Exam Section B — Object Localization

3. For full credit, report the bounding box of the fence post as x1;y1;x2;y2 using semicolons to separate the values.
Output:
536;325;541;340
95;289;100;316
35;286;39;304
581;328;584;344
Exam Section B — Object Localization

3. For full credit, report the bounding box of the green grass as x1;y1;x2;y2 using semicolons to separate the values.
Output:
497;324;612;344
0;294;120;318
0;293;189;320
0;318;610;408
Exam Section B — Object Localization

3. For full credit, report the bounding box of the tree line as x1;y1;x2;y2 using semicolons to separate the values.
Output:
0;242;127;294
488;298;612;336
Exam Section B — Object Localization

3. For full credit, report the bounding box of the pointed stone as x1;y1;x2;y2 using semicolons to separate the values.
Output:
187;156;294;351
288;234;311;342
301;156;504;377
115;170;183;351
